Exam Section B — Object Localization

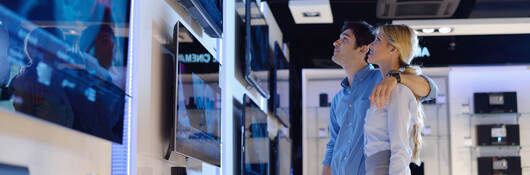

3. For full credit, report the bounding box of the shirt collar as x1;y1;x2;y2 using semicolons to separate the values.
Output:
340;64;374;88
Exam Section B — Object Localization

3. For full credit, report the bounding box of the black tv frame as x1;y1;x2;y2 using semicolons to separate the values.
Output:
242;0;271;99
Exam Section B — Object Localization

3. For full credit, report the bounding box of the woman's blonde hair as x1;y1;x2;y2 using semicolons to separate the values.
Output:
379;24;424;166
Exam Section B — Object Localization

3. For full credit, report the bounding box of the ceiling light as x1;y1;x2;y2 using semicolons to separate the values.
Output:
288;0;333;24
439;27;452;33
303;12;321;18
394;18;530;36
422;28;435;33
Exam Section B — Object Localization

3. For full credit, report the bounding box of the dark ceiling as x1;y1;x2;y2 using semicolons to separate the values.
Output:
266;0;530;68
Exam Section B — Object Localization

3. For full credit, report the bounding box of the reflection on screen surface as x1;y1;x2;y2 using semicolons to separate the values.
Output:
175;22;221;166
0;0;129;143
244;96;269;175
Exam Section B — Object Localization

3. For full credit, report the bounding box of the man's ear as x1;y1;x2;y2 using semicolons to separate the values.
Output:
359;45;369;55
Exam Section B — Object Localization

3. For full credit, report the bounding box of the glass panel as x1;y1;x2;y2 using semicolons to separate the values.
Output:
0;0;130;143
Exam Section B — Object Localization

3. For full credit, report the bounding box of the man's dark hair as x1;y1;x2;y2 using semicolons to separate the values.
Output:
341;21;376;62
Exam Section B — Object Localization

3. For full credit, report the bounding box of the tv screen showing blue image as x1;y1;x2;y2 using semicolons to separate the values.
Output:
0;0;130;143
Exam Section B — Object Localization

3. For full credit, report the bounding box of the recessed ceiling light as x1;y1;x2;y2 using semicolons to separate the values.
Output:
303;12;321;18
439;27;452;33
422;28;435;33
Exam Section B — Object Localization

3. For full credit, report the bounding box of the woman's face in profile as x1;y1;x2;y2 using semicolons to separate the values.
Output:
367;33;394;65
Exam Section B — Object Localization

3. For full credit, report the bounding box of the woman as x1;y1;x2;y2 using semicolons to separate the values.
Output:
364;24;425;175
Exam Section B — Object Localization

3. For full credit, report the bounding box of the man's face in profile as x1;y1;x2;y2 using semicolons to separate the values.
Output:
332;29;358;68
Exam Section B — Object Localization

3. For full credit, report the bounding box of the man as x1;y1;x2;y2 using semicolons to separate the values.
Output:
321;21;437;175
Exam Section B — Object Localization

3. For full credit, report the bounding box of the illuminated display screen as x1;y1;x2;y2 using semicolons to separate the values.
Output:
0;0;129;143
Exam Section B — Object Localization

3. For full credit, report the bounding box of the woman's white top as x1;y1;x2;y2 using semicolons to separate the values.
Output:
364;84;420;175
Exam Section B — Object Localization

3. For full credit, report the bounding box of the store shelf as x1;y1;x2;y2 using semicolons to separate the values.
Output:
456;112;530;118
458;145;522;157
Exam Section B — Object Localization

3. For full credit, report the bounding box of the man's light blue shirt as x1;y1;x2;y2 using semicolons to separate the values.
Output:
322;65;438;175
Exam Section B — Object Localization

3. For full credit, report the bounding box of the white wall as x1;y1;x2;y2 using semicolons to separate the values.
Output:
448;66;530;175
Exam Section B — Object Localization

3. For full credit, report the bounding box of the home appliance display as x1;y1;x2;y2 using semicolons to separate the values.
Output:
476;124;520;146
172;22;221;166
478;157;521;175
474;92;517;114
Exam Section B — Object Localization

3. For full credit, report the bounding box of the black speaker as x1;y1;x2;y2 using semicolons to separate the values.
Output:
478;157;521;175
171;167;187;175
476;124;519;146
474;92;517;113
319;93;328;107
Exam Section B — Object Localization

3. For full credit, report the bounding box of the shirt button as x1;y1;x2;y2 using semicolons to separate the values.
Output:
344;157;347;160
349;122;352;126
348;104;352;108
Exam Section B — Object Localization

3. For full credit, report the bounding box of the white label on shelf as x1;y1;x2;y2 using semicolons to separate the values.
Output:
493;159;508;170
491;127;507;137
318;128;327;137
464;136;473;146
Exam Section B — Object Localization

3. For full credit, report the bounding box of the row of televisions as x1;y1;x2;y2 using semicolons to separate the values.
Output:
165;0;291;168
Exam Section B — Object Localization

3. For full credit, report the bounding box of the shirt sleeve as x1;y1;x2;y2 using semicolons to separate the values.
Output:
387;85;414;175
322;99;339;165
418;74;438;102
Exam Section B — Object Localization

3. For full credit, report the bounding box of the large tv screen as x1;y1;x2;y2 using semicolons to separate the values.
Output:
0;0;129;143
174;22;221;166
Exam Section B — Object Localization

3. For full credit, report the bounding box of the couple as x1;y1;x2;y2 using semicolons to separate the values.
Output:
322;21;437;175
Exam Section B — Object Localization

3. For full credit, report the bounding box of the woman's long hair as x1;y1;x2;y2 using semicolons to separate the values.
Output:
379;24;424;166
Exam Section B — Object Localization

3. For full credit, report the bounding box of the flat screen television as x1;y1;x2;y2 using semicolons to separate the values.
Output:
0;1;129;143
239;0;271;99
178;0;223;38
271;42;289;127
244;94;269;175
173;22;221;166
